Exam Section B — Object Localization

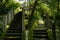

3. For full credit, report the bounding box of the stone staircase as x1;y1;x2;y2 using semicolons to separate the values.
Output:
33;30;49;40
3;11;23;40
3;26;22;40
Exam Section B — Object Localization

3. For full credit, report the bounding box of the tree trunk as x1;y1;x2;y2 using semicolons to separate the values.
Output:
25;0;38;30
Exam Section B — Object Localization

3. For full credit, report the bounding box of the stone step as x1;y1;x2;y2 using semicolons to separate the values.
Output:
33;30;49;40
33;30;47;33
33;35;48;38
4;38;21;40
7;30;22;33
6;33;22;36
8;28;22;30
33;33;47;35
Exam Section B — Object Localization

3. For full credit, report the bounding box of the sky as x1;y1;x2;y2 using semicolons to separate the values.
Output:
15;0;25;4
15;0;29;4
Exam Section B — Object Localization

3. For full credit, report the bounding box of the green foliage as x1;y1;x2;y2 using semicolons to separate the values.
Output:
0;0;20;15
26;0;59;40
47;29;54;40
